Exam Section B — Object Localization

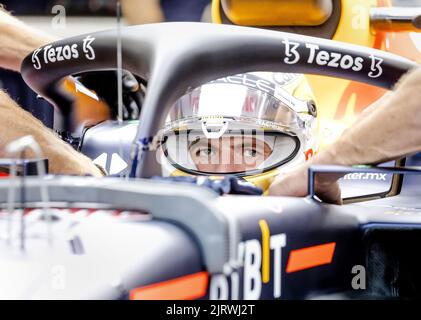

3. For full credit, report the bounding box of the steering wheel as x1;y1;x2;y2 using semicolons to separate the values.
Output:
20;22;419;179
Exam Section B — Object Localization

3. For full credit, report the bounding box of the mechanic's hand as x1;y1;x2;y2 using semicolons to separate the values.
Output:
268;163;343;205
0;90;105;177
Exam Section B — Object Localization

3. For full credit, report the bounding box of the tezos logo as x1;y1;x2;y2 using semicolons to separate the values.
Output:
32;35;96;70
281;38;383;78
83;35;96;60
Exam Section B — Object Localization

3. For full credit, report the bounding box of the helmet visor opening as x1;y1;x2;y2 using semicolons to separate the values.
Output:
161;130;300;176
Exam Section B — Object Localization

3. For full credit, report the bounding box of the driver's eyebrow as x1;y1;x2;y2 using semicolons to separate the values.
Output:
237;138;272;154
188;139;199;149
188;137;209;149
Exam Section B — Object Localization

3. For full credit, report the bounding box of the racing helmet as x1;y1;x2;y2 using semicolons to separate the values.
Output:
158;72;318;192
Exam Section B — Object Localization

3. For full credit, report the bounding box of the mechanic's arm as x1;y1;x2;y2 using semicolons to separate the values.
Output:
0;90;104;176
0;5;54;71
269;68;421;203
121;0;164;25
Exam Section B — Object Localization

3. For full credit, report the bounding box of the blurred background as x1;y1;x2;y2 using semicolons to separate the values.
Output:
0;0;212;127
1;0;212;37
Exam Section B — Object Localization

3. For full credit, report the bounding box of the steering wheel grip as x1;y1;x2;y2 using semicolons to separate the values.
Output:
20;22;419;178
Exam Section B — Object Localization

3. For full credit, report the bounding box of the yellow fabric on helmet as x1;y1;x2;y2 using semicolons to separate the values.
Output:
171;168;279;194
244;169;280;194
277;74;317;105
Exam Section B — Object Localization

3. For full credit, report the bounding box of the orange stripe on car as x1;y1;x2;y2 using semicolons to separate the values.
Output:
286;242;336;273
130;271;209;300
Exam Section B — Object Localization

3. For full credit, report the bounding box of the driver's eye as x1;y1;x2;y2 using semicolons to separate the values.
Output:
196;147;215;157
243;148;258;158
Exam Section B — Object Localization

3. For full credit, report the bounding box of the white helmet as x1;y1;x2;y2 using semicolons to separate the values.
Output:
158;72;318;192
